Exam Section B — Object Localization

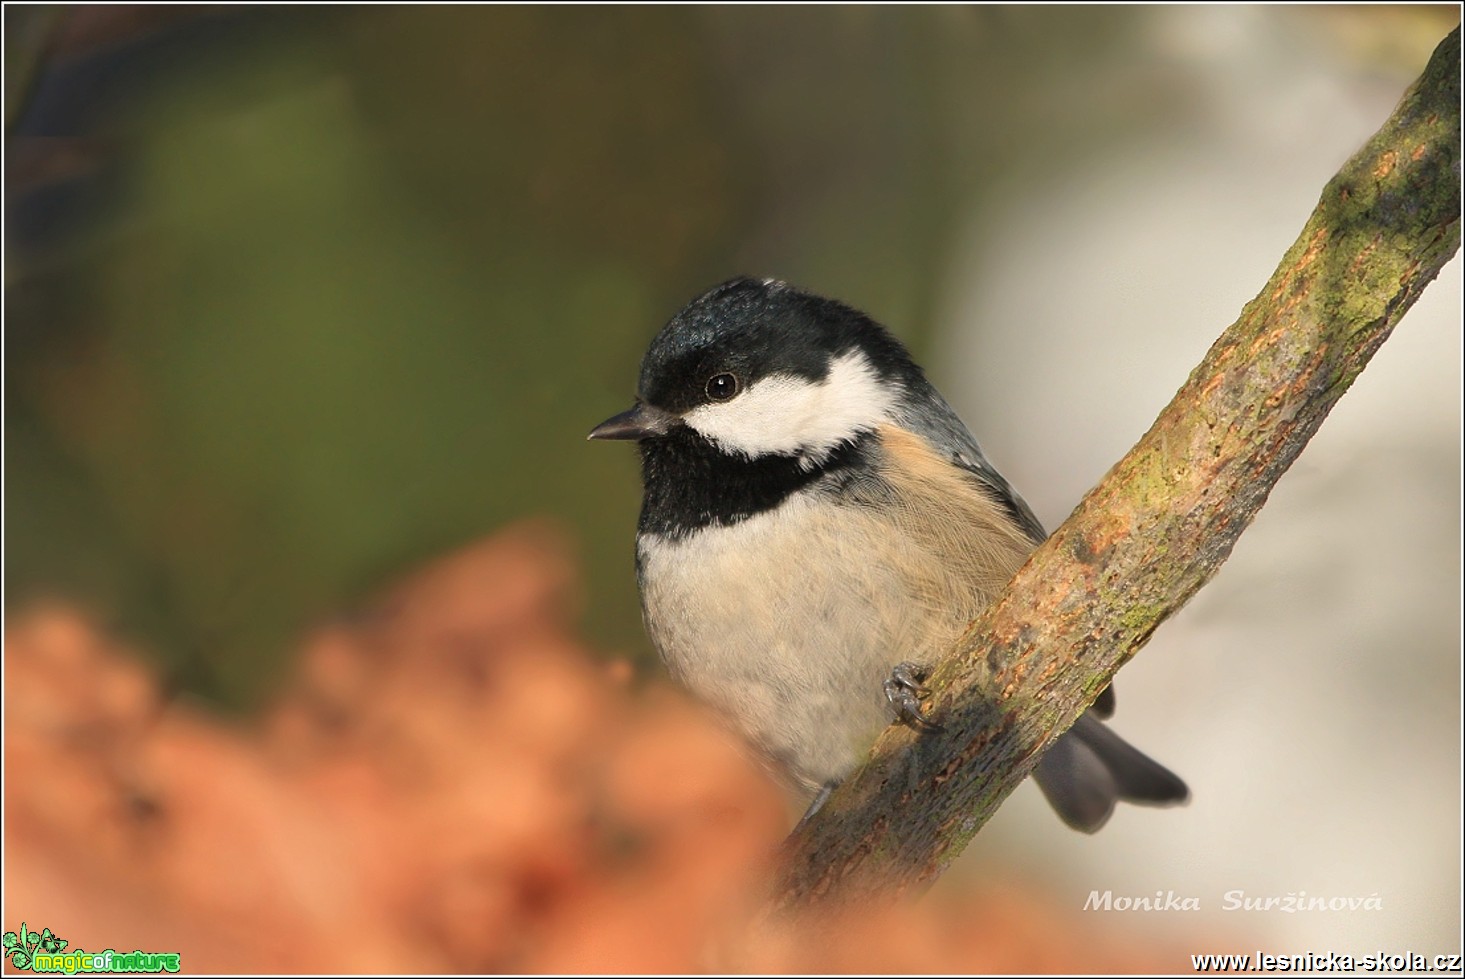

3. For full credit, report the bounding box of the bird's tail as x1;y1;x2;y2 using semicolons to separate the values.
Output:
1033;712;1189;833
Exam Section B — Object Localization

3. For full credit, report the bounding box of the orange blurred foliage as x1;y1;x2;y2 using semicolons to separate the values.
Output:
5;523;1200;972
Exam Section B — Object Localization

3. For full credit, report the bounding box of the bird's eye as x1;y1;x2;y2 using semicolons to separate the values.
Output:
705;373;740;402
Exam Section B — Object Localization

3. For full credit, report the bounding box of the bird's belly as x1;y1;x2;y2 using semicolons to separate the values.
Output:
637;494;966;793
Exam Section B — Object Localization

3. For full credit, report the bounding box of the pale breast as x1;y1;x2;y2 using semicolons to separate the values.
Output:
637;425;1035;794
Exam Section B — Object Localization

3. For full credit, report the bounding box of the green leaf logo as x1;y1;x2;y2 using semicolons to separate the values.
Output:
3;922;70;970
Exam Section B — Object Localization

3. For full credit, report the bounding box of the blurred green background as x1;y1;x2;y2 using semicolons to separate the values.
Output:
4;6;1455;713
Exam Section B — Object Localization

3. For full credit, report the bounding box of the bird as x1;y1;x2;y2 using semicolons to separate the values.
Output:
588;275;1189;832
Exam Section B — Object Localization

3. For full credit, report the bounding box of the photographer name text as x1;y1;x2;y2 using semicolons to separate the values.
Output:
1084;890;1384;913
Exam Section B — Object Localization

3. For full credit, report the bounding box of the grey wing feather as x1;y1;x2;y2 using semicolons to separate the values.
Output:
894;380;1120;715
891;381;1048;544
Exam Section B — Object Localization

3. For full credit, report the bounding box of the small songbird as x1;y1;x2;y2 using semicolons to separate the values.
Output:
589;276;1189;832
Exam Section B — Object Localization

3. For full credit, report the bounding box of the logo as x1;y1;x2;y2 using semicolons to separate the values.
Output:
3;923;65;971
2;924;180;974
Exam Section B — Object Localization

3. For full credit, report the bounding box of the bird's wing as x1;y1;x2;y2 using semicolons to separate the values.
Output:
891;384;1049;545
890;385;1121;720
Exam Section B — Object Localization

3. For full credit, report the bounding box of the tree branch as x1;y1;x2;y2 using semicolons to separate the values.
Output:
771;25;1460;912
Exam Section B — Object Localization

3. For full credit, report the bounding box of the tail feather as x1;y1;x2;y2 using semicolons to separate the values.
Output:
1033;712;1188;833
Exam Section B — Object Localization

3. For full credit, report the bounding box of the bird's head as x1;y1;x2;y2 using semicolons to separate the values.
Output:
589;277;921;470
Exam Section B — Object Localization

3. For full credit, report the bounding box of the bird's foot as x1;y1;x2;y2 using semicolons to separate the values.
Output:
884;661;942;732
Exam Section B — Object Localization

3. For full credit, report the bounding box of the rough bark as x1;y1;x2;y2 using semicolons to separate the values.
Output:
772;26;1461;912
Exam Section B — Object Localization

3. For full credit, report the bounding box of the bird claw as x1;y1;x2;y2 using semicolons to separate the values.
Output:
884;661;942;732
790;781;836;836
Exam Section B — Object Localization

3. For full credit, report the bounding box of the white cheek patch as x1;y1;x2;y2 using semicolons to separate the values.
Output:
682;350;897;466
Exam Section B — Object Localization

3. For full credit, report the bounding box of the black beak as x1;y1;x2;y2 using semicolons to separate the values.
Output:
587;403;677;441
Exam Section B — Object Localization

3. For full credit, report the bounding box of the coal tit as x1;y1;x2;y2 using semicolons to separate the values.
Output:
590;276;1189;832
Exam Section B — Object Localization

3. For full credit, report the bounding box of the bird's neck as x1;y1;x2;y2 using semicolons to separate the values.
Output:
637;428;873;539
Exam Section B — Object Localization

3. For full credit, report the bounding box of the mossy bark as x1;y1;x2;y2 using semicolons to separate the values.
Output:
772;26;1461;911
